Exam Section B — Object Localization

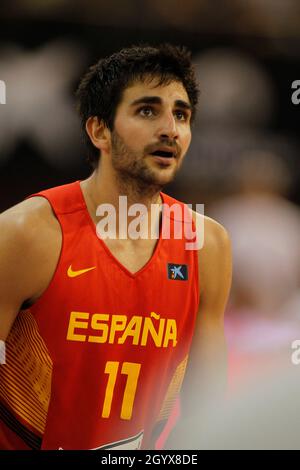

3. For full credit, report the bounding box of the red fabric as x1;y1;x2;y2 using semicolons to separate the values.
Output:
1;181;199;450
0;421;30;450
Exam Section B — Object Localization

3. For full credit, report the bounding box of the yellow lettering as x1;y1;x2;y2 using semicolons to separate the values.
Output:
163;319;177;347
89;314;109;343
67;311;89;342
66;311;177;348
150;311;160;320
109;315;127;343
118;316;142;345
141;315;165;347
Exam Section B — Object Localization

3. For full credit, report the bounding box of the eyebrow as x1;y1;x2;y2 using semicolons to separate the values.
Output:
130;96;192;111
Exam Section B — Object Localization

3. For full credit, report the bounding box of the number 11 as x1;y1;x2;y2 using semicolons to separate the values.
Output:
102;361;141;420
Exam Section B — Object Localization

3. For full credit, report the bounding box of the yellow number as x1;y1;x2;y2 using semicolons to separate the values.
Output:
102;361;141;420
102;361;119;418
120;362;141;419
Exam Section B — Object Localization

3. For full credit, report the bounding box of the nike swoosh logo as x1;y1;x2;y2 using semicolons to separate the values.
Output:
67;265;96;278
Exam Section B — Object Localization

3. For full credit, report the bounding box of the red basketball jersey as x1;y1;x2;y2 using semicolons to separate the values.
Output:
0;181;199;450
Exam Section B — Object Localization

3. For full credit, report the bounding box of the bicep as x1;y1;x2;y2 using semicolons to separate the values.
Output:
180;220;232;413
0;216;32;340
199;218;232;314
189;217;232;369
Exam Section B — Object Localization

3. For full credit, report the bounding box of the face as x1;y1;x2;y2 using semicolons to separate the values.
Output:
109;78;192;188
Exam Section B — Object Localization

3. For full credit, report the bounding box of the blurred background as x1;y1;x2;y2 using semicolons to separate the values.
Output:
1;0;300;449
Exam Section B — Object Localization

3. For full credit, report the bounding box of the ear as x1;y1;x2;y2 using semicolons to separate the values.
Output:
85;116;111;155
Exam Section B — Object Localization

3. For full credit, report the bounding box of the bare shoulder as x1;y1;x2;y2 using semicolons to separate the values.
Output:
191;210;231;256
0;196;62;304
191;210;232;304
1;196;59;232
0;197;61;259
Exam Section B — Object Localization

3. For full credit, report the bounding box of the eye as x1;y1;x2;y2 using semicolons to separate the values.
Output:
138;106;155;117
174;110;188;121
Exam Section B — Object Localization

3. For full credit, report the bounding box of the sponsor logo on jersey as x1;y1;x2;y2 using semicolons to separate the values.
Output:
67;265;96;278
167;263;188;281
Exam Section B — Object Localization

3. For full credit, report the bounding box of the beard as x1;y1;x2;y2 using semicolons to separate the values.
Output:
110;129;181;196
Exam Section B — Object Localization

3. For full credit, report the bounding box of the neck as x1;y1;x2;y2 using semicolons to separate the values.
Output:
80;160;163;237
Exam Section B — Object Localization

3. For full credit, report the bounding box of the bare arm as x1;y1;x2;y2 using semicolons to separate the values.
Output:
0;197;61;341
165;215;232;448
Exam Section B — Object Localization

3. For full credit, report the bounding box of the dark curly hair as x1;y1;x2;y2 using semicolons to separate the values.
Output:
75;43;199;168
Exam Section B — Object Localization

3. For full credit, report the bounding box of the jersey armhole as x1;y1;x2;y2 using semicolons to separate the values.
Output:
23;194;64;310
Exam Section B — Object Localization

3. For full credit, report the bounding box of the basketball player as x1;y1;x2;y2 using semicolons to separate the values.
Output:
0;44;232;450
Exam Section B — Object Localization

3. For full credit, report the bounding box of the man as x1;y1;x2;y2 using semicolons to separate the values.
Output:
0;44;231;450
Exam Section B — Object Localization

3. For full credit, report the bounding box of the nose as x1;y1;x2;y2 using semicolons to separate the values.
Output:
157;111;179;140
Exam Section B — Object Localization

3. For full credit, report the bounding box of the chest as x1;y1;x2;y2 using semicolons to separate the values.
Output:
103;238;159;274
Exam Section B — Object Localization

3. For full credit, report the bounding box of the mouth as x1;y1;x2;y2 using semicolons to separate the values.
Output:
148;150;176;167
150;150;175;159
